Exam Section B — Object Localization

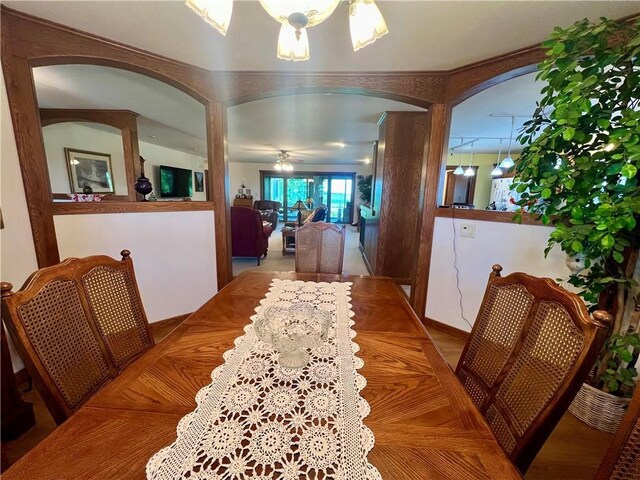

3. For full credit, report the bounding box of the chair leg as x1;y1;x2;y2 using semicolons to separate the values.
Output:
264;250;268;258
257;256;261;266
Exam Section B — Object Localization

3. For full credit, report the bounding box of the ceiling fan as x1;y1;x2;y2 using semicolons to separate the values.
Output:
273;150;295;171
240;143;324;159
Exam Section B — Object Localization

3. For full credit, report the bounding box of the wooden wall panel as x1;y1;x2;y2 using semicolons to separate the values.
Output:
378;112;429;280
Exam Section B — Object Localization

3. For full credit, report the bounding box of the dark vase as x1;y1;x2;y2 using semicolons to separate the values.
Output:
134;156;153;201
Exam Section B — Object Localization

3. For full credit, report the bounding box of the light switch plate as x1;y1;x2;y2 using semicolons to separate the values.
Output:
460;223;476;238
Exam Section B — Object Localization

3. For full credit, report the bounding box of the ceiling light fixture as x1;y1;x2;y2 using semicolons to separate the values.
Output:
499;116;516;169
491;139;503;176
187;0;388;61
186;0;233;35
453;138;465;175
464;141;476;177
349;0;389;51
274;151;294;171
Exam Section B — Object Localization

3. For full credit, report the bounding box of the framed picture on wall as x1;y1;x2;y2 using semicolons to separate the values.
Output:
194;171;204;192
65;148;114;193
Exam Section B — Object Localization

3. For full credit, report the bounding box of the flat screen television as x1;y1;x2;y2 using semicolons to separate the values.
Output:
160;165;193;198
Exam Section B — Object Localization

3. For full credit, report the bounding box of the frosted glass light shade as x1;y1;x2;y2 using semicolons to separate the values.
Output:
259;0;340;27
277;23;310;61
283;162;294;171
464;166;475;177
274;163;283;171
186;0;233;35
349;0;388;51
453;166;464;175
491;165;503;176
499;156;515;169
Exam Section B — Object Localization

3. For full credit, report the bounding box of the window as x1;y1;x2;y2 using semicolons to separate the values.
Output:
260;171;355;224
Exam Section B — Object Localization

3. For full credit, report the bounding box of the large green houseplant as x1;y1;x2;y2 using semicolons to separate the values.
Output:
512;17;640;414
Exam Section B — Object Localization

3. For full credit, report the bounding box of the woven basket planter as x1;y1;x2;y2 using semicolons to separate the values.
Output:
569;382;631;434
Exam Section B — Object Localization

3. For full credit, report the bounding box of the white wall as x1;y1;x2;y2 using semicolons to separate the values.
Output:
43;122;129;195
425;217;569;332
228;162;373;203
54;211;217;322
140;141;207;201
1;71;39;372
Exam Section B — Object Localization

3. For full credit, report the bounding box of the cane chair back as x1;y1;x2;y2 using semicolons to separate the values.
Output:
82;262;152;369
295;222;346;274
456;265;612;473
1;250;152;424
596;386;640;479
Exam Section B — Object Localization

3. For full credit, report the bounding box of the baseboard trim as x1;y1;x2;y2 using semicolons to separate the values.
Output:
423;317;470;340
149;313;191;334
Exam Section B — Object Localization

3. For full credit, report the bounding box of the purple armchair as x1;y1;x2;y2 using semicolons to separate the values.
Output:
231;207;274;265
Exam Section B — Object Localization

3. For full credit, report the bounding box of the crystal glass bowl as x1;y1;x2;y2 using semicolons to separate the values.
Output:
254;303;331;368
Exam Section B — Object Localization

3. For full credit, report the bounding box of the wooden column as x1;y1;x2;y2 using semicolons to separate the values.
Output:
411;104;451;320
208;103;232;288
2;56;59;267
121;125;140;201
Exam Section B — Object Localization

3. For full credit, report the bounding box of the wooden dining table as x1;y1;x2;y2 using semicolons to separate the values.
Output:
4;271;521;479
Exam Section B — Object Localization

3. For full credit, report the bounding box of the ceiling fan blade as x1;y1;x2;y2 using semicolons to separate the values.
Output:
265;143;287;152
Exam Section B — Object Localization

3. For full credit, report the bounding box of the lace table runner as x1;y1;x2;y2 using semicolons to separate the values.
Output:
146;279;381;480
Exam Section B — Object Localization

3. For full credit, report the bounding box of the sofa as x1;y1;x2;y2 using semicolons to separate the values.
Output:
285;205;327;227
231;207;274;265
253;200;280;229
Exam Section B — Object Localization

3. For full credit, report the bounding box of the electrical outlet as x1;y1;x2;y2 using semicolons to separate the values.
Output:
460;223;476;238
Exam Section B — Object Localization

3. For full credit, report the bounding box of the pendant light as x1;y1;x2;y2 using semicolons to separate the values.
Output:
464;141;476;177
491;139;504;176
349;0;389;52
277;22;310;61
499;116;516;169
453;138;465;175
186;0;233;35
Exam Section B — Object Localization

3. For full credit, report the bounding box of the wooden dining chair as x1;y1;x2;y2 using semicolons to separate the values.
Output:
595;386;640;479
1;250;153;424
455;264;612;474
295;222;346;274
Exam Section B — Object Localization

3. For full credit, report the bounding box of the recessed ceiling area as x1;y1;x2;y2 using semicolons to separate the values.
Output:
5;1;638;72
449;72;544;153
227;94;425;165
33;64;207;156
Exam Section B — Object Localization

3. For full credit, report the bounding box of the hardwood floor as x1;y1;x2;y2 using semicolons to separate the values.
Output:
3;316;614;478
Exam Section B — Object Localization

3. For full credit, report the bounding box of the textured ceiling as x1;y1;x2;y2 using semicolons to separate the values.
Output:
5;1;638;72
